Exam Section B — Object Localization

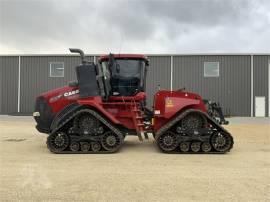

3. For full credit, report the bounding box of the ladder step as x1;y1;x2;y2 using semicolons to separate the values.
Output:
137;132;143;141
137;123;144;126
136;116;143;119
144;133;149;140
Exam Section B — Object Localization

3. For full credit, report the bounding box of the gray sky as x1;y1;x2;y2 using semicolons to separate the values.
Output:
0;0;270;54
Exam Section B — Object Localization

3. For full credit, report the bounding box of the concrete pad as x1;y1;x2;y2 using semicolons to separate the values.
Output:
0;116;269;201
227;117;270;124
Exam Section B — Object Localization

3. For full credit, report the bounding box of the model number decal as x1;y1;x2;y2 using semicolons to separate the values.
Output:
165;98;174;108
49;94;63;103
64;89;79;97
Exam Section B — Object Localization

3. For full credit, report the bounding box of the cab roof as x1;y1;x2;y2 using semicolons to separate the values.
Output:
98;54;147;62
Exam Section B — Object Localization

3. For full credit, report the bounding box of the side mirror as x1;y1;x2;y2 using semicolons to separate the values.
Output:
145;59;149;66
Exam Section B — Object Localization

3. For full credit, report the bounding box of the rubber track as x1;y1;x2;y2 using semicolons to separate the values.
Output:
47;108;124;154
50;103;80;131
155;109;234;154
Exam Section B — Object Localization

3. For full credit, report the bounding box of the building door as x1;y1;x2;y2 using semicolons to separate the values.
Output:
255;96;265;117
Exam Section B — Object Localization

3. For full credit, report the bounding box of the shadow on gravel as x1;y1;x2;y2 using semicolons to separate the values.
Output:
3;138;26;142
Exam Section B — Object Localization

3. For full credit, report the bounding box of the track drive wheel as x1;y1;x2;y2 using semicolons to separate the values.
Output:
158;131;178;152
74;113;99;134
211;132;233;152
101;131;123;152
47;132;69;152
181;113;206;130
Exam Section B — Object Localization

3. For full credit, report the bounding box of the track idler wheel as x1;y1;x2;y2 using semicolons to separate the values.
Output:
158;131;178;152
191;142;201;152
179;142;190;152
211;132;233;152
47;132;69;152
101;131;123;152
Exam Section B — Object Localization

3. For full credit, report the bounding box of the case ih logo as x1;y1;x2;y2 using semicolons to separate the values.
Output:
64;89;79;97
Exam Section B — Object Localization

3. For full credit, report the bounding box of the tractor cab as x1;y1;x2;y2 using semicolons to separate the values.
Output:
98;54;149;97
69;49;148;101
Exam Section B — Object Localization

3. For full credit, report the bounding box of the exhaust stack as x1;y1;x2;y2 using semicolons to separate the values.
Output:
69;48;86;64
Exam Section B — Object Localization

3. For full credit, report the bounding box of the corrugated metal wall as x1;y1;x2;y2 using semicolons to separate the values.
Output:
0;56;19;114
173;55;251;116
20;56;93;113
146;56;171;108
253;55;269;116
0;54;269;116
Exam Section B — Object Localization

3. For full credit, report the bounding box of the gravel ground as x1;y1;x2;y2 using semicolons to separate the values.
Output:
0;116;269;202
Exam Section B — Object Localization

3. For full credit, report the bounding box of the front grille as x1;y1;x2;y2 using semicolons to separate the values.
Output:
34;96;54;133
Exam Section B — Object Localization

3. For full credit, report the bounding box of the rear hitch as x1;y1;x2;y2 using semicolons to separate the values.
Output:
203;100;229;125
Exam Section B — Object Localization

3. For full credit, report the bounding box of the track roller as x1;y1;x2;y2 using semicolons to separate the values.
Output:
179;142;190;152
201;142;212;152
80;142;90;152
91;142;101;152
70;142;80;152
190;142;201;152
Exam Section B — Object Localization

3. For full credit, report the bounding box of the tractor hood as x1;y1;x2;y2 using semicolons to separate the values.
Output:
33;85;80;134
39;85;80;113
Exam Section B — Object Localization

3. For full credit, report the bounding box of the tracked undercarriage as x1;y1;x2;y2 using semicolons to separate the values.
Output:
46;107;233;154
47;109;124;154
155;109;234;154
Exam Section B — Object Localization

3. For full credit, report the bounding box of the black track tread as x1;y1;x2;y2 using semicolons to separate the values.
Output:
50;103;80;130
155;109;234;154
47;108;124;154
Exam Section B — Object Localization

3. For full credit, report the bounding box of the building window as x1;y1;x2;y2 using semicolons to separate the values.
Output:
204;62;219;77
50;62;64;77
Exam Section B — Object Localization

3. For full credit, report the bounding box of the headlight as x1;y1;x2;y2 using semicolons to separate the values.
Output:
33;112;40;117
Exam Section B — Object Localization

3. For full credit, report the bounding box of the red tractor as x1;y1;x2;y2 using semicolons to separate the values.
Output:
33;49;233;154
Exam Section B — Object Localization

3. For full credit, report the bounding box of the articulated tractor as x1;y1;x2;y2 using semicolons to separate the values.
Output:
33;49;233;154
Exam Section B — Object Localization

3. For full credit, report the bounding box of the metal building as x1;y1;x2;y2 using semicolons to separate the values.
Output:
0;54;269;117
